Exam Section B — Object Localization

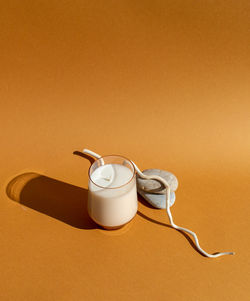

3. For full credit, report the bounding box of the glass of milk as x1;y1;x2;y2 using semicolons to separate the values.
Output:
88;155;138;229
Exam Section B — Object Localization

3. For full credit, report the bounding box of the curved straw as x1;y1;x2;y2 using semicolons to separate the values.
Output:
83;149;234;258
83;149;101;159
83;148;104;165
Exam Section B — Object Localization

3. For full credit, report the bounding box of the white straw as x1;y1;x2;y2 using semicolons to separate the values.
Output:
83;149;101;159
83;148;104;165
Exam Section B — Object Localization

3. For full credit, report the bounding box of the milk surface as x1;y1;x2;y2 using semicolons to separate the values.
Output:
90;164;133;189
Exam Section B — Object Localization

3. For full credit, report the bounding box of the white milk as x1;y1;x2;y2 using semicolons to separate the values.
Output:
88;164;138;228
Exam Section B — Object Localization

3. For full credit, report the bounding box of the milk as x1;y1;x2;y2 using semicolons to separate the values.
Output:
88;164;138;228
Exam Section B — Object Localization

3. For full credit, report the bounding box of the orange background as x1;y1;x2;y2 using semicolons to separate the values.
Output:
0;1;250;300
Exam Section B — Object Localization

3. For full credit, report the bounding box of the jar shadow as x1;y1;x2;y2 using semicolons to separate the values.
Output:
6;172;96;229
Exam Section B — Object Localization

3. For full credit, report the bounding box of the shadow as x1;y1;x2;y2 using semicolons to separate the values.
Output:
137;193;157;209
6;172;96;229
73;151;95;165
137;195;206;257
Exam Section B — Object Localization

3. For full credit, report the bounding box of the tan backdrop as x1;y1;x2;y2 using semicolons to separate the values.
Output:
0;1;249;300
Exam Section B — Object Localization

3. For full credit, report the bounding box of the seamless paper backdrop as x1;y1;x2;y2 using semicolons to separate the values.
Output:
0;1;249;301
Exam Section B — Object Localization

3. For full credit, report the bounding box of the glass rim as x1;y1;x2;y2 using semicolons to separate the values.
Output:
88;154;136;189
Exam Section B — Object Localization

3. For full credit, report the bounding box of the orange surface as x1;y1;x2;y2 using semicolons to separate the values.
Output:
0;1;250;300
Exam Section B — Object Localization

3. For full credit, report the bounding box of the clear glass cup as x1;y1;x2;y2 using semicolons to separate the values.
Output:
88;155;138;229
